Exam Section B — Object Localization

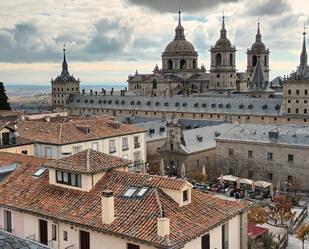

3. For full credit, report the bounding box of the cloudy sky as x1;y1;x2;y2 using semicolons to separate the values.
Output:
0;0;308;85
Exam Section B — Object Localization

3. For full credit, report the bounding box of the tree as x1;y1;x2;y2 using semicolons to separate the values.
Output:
248;206;269;225
289;177;302;205
0;82;11;110
262;232;276;249
191;170;207;184
296;223;309;249
272;195;295;225
147;154;160;175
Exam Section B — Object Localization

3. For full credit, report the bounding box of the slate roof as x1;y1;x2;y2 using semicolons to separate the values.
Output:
216;123;309;147
0;230;49;249
67;95;282;117
0;156;248;249
16;116;145;145
44;149;132;174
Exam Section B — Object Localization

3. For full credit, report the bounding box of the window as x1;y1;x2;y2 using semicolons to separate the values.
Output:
136;187;149;197
305;109;307;114
33;167;47;177
127;243;140;249
56;170;82;187
305;89;308;95
228;149;233;156
296;108;299;114
45;147;52;158
183;190;188;202
288;175;293;183
222;223;229;249
288;108;291;113
248;170;253;179
109;140;116;153
63;231;68;241
91;142;99;151
134;136;140;148
201;234;210;249
4;210;12;232
134;151;142;163
22;150;28;154
296;89;300;95
73;145;82;154
288;154;294;162
267;152;273;160
124;187;137;197
2;132;10;145
288;89;291;95
122;137;129;150
248;151;253;158
296;100;299;104
229;168;234;175
268;173;273;181
52;224;57;241
288;100;291;103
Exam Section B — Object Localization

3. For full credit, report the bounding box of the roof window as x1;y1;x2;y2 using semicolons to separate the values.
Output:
33;167;47;177
123;187;138;197
202;103;207;108
136;187;149;197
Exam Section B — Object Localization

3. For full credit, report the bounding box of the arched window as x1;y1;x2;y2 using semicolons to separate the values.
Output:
168;60;173;70
152;79;157;89
252;55;258;67
264;55;267;67
229;53;233;66
180;59;187;69
216;54;222;66
193;59;197;69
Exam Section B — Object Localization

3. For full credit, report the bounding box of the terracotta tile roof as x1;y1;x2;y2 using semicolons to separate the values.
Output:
44;149;132;174
0;157;248;249
0;152;49;167
16;116;146;145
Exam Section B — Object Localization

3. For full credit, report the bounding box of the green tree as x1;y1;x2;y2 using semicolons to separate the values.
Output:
0;82;11;110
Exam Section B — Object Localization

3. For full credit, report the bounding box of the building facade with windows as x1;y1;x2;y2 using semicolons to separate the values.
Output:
0;150;248;249
15;116;146;169
215;123;309;191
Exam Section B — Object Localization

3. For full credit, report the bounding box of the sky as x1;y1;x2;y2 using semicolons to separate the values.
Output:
0;0;308;85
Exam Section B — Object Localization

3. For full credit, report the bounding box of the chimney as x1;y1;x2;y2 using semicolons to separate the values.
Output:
111;88;114;96
90;89;93;95
157;217;170;237
102;190;115;224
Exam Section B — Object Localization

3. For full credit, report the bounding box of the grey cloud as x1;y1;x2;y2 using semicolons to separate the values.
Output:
247;0;289;16
126;0;239;13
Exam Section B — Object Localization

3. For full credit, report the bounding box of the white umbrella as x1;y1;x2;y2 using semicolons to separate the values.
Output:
270;183;274;196
236;180;240;189
160;158;165;176
181;162;186;178
252;181;255;192
202;165;206;176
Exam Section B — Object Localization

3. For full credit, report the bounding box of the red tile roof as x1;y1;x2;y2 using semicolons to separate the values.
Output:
0;156;248;249
0;152;49;167
16;116;146;145
248;224;268;239
44;149;132;174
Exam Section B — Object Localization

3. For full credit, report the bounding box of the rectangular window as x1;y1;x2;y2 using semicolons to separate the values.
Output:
56;170;82;187
109;140;116;153
91;142;99;151
268;173;273;181
52;224;57;241
288;99;291;103
3;210;12;233
288;108;291;113
288;154;294;162
183;190;188;202
305;109;307;114
201;234;210;249
34;144;39;157
296;108;299;114
288;175;293;183
45;147;52;158
222;224;229;249
267;152;273;160
305;89;308;95
134;136;140;148
63;231;68;241
248;170;253;179
248;150;253;158
228;149;233;156
63;172;69;183
56;171;63;182
122;137;129;150
296;89;300;95
22;150;28;154
127;243;140;249
229;168;234;175
73;145;82;154
2;132;10;146
288;89;291;95
134;151;142;163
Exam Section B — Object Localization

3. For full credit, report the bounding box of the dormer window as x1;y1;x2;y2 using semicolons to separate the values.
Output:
56;170;82;187
183;190;188;202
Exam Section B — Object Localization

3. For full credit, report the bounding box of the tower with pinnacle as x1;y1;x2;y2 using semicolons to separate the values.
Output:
210;15;237;92
51;46;80;112
247;21;270;82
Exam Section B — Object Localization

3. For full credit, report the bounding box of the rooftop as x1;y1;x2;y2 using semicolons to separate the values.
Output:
44;149;132;174
0;154;248;249
16;116;146;145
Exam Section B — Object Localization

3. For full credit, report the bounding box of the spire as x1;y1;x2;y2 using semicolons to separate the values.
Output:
256;19;262;43
175;10;185;40
220;14;227;39
62;44;68;73
251;57;265;88
300;25;308;66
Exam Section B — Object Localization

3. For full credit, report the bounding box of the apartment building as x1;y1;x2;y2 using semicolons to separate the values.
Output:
0;150;248;249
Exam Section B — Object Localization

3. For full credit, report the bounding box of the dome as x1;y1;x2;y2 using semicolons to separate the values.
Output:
215;38;232;49
164;39;196;53
251;41;266;51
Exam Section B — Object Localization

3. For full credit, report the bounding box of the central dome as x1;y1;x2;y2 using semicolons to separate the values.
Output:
164;39;196;53
251;41;266;50
215;38;232;49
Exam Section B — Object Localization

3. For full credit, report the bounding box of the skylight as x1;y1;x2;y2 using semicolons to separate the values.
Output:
123;187;137;197
136;187;149;197
33;167;47;177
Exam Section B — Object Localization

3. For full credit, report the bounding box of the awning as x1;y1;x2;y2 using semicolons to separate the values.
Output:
254;180;272;188
217;175;240;182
